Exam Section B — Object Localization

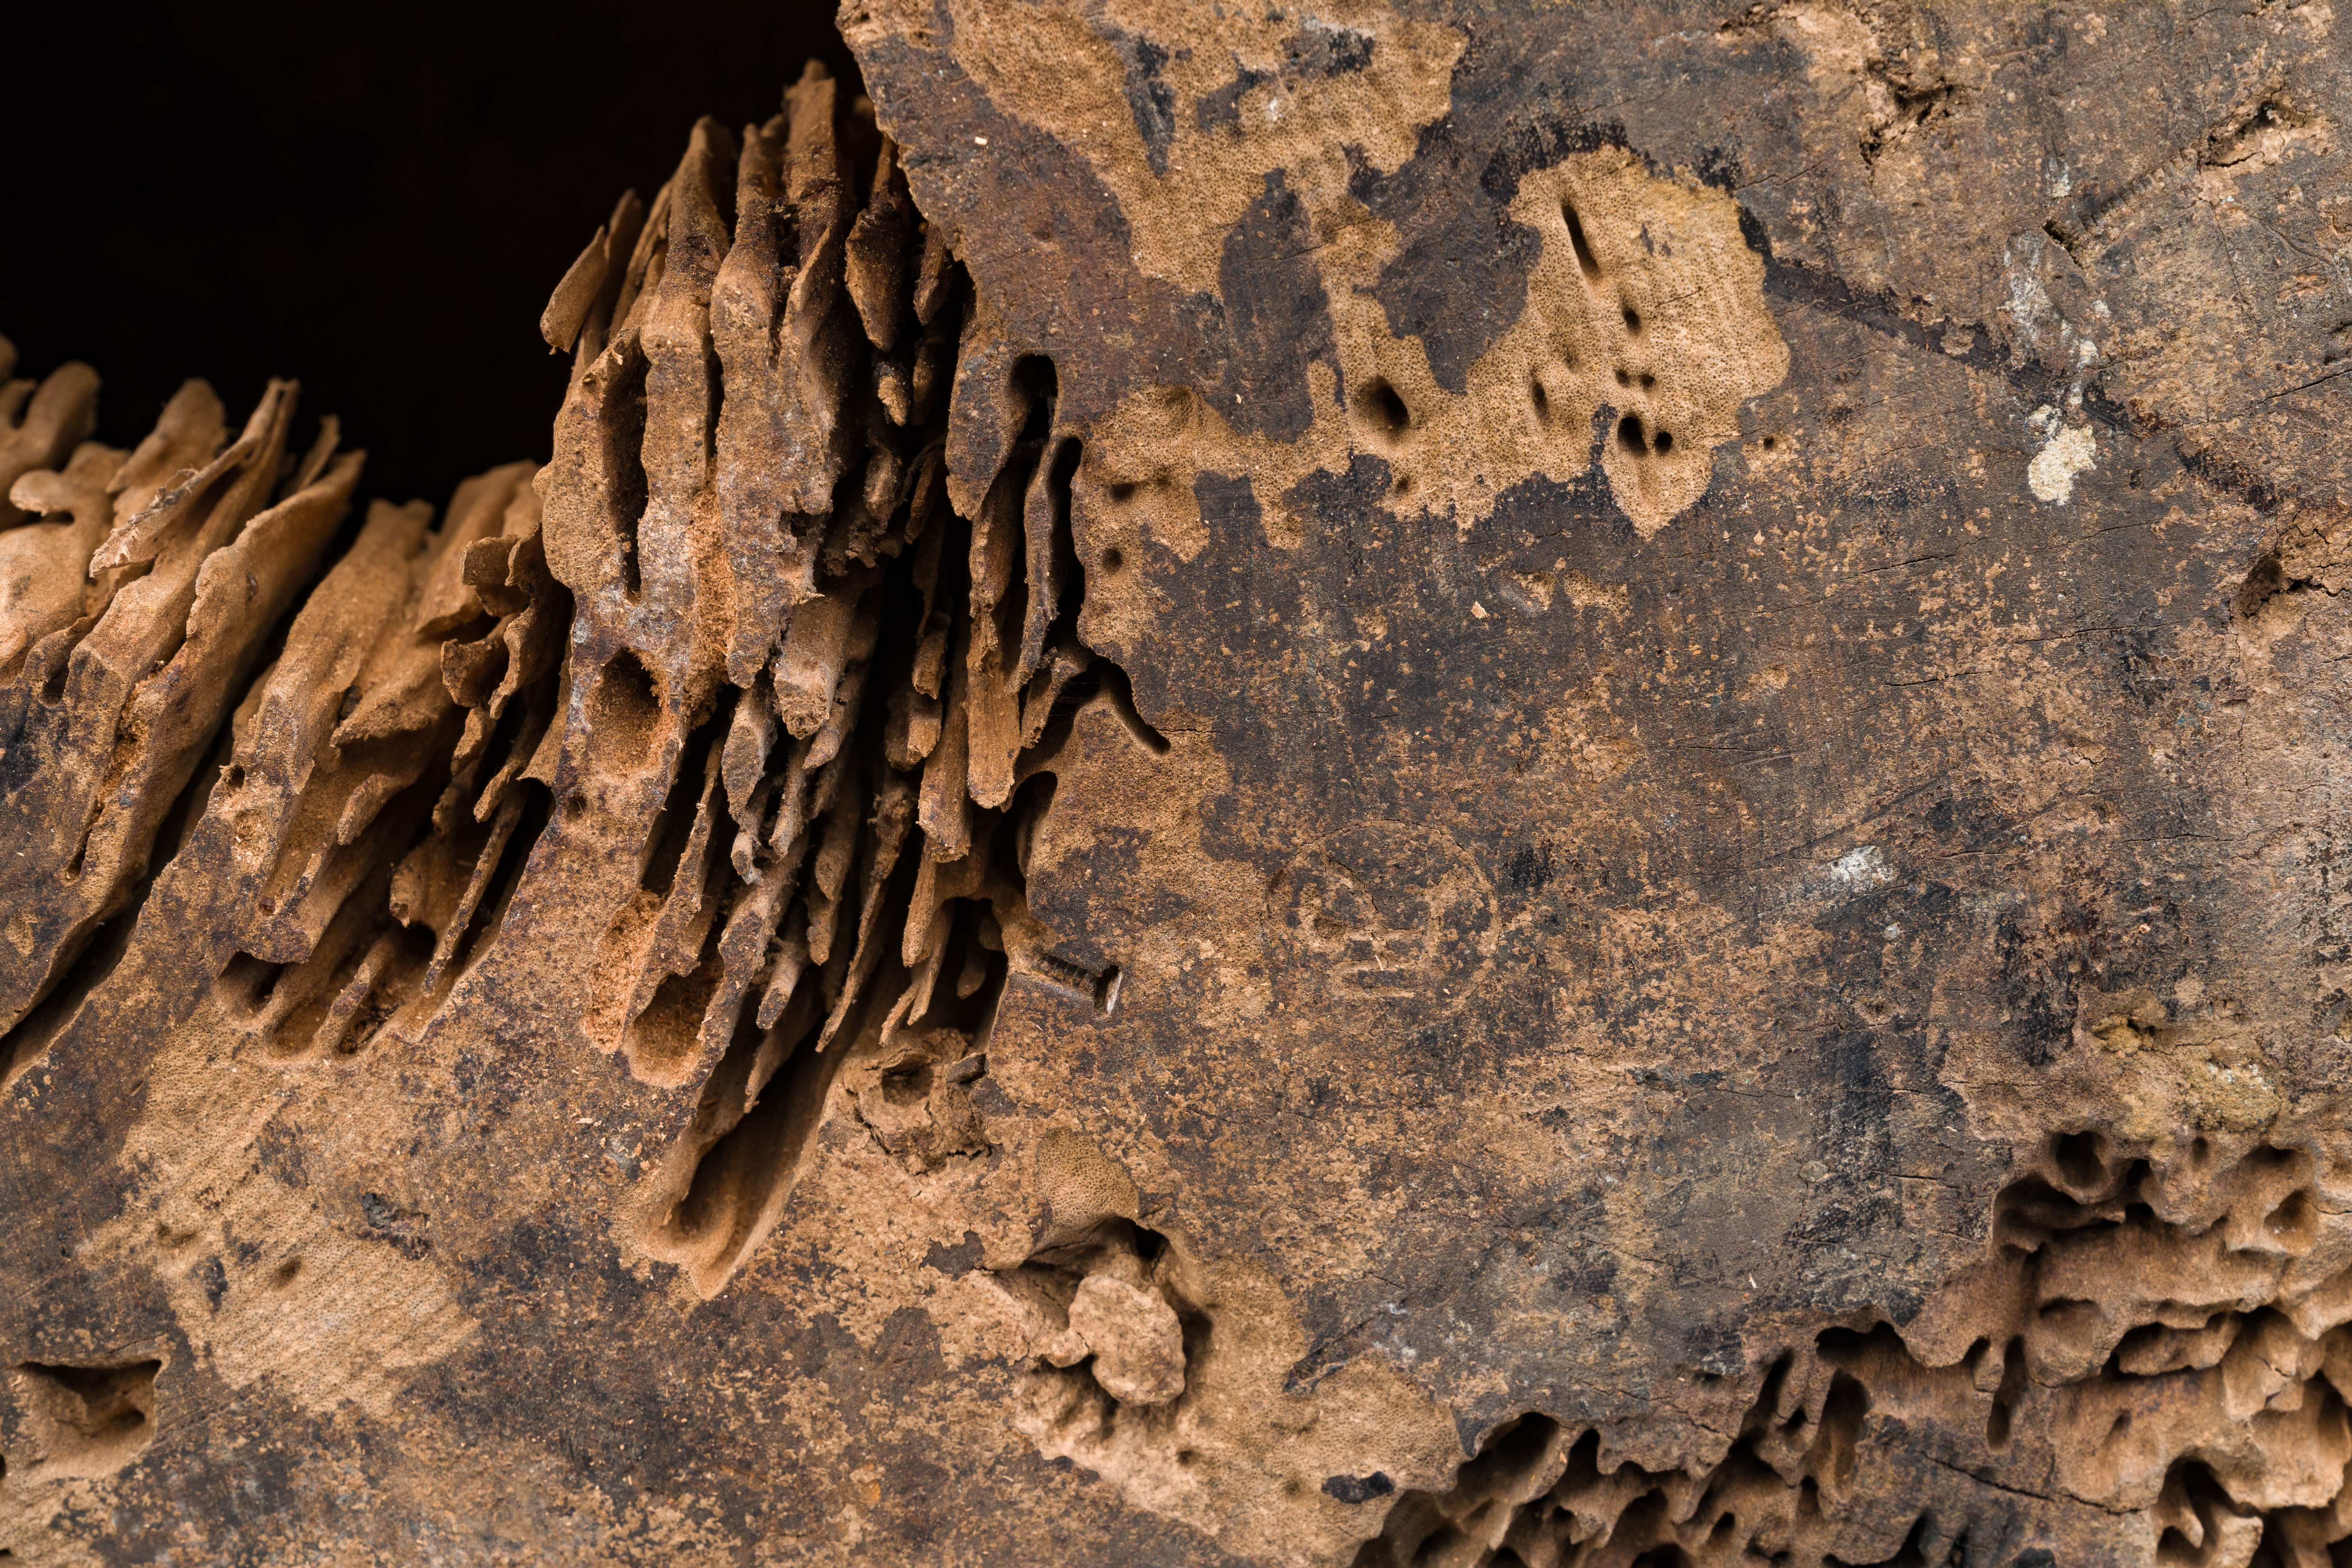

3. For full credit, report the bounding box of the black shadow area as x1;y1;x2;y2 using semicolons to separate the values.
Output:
0;0;858;503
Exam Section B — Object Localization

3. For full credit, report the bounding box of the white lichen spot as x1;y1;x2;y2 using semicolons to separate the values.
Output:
1831;845;1890;887
2027;406;2097;504
2002;238;2055;340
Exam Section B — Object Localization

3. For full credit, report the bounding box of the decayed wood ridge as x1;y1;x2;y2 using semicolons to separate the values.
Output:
3;3;2352;1562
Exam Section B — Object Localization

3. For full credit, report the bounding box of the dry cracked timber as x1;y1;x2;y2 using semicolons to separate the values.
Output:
2;2;2352;1563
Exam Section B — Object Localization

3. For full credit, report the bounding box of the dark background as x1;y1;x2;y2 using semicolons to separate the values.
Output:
0;1;857;506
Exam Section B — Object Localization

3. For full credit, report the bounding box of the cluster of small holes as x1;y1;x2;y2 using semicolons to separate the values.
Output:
1094;468;1186;574
1614;415;1671;456
1522;190;1672;459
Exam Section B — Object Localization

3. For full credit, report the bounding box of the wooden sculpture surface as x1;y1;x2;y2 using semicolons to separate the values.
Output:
3;5;2352;1564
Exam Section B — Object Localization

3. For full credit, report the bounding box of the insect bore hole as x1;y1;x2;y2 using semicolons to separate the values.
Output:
1352;376;1412;442
1562;198;1603;280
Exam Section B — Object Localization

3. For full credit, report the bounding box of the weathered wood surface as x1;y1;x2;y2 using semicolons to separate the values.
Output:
2;3;2351;1562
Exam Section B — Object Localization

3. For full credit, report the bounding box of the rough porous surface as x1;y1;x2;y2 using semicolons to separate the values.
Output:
4;2;2352;1562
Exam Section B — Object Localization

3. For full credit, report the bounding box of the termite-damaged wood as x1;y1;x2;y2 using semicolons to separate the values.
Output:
4;4;2352;1563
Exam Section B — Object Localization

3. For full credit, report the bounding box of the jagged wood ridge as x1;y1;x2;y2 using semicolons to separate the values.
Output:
0;341;574;1072
534;62;1148;1299
1348;1126;2352;1567
0;360;367;1069
0;63;1141;1316
0;62;1141;1321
